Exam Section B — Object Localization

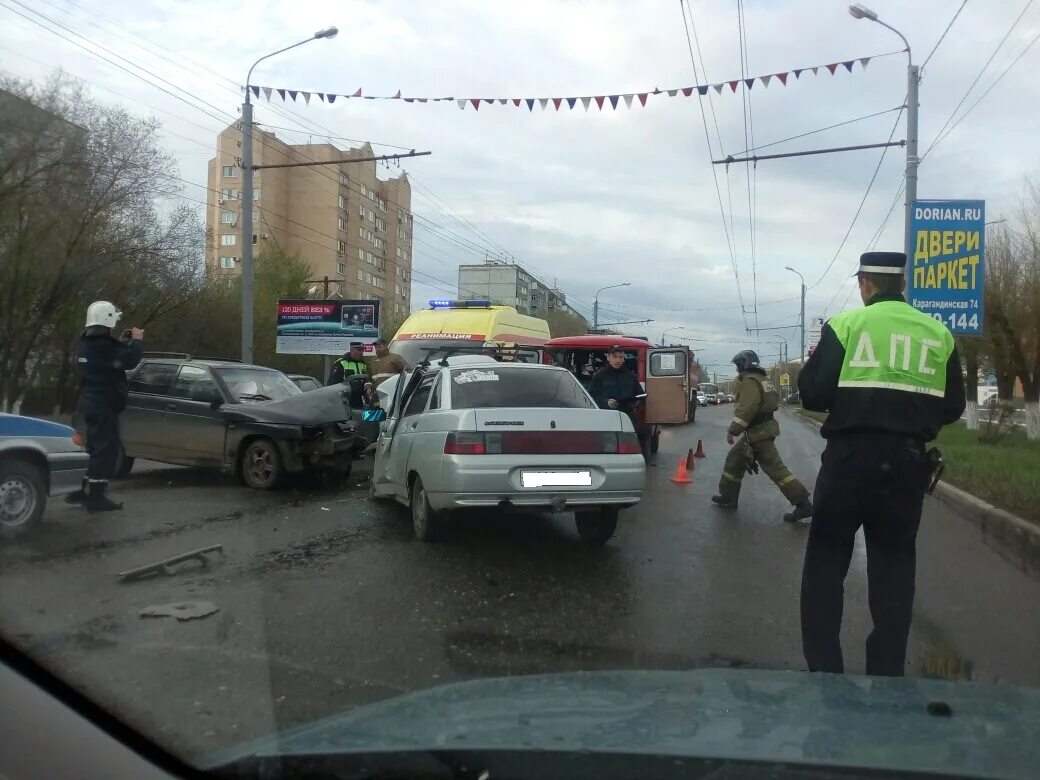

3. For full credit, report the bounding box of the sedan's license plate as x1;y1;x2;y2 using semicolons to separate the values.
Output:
521;470;592;488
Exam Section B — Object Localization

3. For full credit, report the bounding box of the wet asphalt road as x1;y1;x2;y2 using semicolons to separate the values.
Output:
1;405;1038;761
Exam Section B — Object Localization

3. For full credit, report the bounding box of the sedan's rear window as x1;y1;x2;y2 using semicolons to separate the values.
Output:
450;367;595;409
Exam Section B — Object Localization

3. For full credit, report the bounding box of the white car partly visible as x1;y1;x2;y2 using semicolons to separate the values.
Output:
371;356;645;547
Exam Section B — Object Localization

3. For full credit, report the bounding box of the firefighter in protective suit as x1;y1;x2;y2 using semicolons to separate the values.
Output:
74;301;143;511
711;350;814;522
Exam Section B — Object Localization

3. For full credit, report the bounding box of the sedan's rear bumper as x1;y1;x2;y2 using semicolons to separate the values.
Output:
432;490;642;511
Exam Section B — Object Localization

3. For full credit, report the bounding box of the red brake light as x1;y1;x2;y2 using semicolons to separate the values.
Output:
71;431;84;447
444;432;485;455
618;433;642;454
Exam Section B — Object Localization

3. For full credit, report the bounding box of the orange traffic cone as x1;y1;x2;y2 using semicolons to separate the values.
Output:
694;439;706;458
671;457;693;484
686;448;696;471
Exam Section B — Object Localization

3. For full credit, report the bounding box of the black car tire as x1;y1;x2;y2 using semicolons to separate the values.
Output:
410;476;446;542
575;507;619;548
240;438;284;490
0;457;46;540
113;444;134;479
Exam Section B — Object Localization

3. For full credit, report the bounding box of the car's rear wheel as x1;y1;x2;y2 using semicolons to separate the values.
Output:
240;438;284;490
0;457;46;540
575;507;618;548
410;476;446;542
113;444;134;478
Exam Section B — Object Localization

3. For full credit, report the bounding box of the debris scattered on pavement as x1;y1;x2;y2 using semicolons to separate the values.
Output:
117;544;224;583
139;601;219;621
321;506;330;511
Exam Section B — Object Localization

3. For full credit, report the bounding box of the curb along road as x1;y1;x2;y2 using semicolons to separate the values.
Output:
785;407;1040;578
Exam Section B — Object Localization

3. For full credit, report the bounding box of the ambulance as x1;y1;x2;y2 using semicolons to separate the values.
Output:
389;299;551;365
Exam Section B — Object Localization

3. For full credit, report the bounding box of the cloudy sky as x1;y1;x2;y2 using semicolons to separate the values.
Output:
2;0;1038;371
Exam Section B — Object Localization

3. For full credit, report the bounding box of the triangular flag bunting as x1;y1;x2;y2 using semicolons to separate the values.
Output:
681;87;693;97
512;98;521;106
538;98;549;110
567;97;577;109
744;78;754;90
327;94;336;104
262;87;272;101
353;88;362;97
553;97;563;110
581;96;592;111
810;67;819;76
793;69;803;79
608;95;620;109
288;90;298;102
483;98;494;104
393;90;402;99
526;98;535;111
842;60;854;73
404;97;414;103
498;98;507;105
417;98;427;103
729;80;739;92
697;85;709;95
638;92;649;105
249;85;260;98
470;98;480;110
623;94;634;108
667;89;678;97
760;75;771;88
595;95;605;110
712;83;724;94
859;57;870;69
276;88;286;101
776;73;788;86
457;99;466;110
302;91;311;105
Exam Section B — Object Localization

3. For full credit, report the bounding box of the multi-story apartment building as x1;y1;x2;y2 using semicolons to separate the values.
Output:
456;261;584;322
205;124;414;323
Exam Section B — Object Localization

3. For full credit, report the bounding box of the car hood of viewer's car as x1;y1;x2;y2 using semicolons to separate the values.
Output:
222;386;350;425
205;668;1040;778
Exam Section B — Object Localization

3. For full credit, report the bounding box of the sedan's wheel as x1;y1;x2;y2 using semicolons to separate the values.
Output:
411;476;446;542
240;439;284;490
0;458;46;540
575;507;619;548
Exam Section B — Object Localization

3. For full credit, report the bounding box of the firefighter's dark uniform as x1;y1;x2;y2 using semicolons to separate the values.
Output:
715;367;812;511
798;251;965;676
76;326;142;508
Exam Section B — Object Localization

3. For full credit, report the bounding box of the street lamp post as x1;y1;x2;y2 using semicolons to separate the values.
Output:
784;266;806;363
240;27;338;363
661;326;685;345
772;333;789;365
849;3;917;292
593;282;630;329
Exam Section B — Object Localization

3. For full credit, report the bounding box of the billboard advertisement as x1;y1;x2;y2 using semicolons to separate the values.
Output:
908;199;985;336
276;299;380;355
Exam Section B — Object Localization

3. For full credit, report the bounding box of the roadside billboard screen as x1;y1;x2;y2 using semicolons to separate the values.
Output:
908;199;984;335
276;299;381;355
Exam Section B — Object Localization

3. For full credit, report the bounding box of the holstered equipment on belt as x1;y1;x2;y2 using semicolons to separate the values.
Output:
925;447;944;494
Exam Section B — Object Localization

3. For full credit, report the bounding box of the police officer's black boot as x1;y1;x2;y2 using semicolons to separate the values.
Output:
85;480;123;512
65;478;88;504
783;499;813;523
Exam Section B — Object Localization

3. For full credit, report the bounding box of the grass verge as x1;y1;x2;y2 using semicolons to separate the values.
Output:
791;407;1040;525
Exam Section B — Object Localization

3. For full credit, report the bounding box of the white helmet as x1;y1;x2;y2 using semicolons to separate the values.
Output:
85;301;122;329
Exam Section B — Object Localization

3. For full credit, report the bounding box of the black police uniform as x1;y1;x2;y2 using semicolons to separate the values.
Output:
797;252;966;676
76;326;143;508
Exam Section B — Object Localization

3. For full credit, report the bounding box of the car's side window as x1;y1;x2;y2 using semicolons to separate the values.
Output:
128;362;179;395
169;365;220;402
428;373;443;410
402;374;437;417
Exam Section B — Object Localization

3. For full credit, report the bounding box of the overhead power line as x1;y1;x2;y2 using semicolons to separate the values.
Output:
922;0;970;69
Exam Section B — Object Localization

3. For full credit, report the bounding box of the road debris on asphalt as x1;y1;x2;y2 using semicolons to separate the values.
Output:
117;544;224;583
139;601;219;621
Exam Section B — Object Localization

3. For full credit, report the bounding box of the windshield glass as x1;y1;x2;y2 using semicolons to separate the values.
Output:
4;3;1040;777
215;367;302;402
450;366;596;409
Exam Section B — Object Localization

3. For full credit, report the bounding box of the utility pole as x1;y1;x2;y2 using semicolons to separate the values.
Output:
593;282;630;329
785;266;806;362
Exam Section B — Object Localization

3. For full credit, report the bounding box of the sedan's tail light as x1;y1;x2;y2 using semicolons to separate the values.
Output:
71;431;84;447
617;432;642;454
444;432;486;455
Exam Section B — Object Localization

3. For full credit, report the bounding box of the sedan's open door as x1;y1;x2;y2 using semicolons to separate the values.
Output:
645;347;689;424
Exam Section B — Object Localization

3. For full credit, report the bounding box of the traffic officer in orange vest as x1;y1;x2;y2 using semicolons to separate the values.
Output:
798;251;965;676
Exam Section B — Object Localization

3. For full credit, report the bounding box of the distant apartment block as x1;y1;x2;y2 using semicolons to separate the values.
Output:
457;262;585;322
205;123;413;321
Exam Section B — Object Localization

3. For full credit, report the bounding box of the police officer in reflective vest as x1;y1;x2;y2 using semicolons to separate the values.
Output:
328;342;367;385
798;251;965;676
711;350;814;522
75;301;144;511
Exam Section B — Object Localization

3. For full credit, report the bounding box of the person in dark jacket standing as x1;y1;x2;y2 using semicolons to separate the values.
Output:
798;251;965;676
75;301;143;511
589;345;641;420
711;350;814;522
